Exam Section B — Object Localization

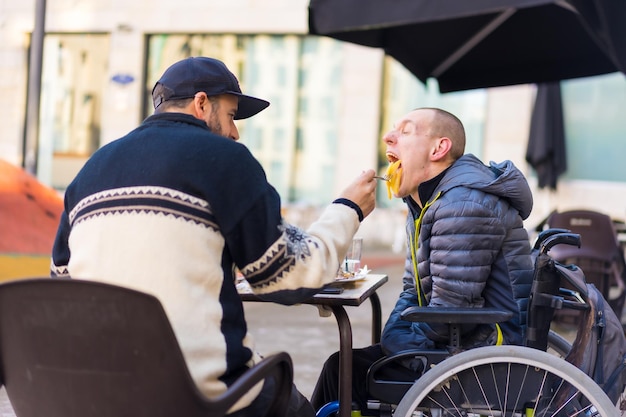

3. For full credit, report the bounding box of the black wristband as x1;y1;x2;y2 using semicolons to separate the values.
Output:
332;198;364;222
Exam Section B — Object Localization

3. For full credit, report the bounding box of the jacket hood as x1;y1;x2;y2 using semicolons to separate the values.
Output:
438;154;533;220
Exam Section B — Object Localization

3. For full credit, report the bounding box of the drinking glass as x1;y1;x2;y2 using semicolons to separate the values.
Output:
342;238;363;275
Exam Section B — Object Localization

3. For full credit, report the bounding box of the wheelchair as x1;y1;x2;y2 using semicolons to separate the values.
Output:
320;229;621;416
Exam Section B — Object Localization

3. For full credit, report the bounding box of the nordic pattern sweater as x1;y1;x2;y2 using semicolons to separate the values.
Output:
51;112;361;411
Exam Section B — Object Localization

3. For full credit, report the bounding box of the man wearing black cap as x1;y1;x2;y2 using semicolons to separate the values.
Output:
51;56;377;416
151;56;270;137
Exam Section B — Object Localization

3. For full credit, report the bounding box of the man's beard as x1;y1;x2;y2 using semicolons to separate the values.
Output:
206;111;224;137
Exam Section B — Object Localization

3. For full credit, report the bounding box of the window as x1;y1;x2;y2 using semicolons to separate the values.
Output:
37;34;109;189
561;73;626;182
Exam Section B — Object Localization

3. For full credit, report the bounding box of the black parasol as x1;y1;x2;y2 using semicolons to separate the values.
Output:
525;82;567;190
309;0;626;93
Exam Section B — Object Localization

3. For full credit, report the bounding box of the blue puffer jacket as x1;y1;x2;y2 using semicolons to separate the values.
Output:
381;154;534;354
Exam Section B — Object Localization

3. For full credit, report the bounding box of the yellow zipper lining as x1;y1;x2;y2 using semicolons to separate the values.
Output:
409;192;441;307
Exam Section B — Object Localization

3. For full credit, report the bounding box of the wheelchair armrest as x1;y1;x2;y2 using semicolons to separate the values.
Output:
400;306;513;324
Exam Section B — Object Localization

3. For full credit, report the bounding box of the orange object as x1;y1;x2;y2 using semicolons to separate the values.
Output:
0;160;63;279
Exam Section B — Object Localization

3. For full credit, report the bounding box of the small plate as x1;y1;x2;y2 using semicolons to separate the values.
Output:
334;266;370;283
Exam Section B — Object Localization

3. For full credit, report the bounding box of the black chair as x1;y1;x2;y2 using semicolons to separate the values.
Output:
544;209;626;324
0;278;293;417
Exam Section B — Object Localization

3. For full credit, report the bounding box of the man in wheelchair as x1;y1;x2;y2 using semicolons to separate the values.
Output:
312;108;535;415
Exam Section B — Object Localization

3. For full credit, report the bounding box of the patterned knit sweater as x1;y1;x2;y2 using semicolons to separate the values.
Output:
51;112;360;411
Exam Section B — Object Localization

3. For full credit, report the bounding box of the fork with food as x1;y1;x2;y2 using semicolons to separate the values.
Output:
376;160;402;199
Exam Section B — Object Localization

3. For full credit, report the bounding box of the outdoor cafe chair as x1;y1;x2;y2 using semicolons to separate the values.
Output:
0;277;293;417
544;209;626;325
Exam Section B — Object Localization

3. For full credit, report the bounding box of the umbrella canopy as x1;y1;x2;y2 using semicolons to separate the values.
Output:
309;0;626;93
525;82;567;190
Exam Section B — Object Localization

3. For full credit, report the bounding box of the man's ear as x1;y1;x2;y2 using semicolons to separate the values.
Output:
191;93;206;118
431;136;452;161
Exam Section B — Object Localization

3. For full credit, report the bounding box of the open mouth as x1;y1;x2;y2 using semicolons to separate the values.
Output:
386;152;400;165
386;153;402;173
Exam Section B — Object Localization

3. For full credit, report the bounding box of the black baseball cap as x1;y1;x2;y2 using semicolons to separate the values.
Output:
152;57;270;120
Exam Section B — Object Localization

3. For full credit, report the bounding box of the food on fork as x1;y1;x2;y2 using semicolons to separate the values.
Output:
385;160;402;199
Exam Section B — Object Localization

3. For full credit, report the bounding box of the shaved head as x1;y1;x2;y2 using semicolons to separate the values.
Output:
421;107;466;160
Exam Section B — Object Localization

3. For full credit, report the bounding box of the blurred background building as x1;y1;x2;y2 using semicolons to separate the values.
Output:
1;0;625;257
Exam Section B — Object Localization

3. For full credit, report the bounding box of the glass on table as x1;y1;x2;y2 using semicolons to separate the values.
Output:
338;238;363;278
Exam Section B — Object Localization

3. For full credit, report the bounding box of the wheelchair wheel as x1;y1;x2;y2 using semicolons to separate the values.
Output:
547;329;572;357
394;345;615;417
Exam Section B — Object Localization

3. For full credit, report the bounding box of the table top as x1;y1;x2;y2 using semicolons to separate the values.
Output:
239;273;388;307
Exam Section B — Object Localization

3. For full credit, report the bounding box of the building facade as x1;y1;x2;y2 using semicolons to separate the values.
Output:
1;0;625;249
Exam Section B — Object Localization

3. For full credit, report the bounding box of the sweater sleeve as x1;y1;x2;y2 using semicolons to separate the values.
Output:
225;188;361;305
50;211;71;277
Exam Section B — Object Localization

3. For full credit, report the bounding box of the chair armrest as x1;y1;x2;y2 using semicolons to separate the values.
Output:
209;351;293;417
400;306;513;324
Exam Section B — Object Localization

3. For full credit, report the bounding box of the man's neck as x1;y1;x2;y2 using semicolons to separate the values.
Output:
413;164;452;207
